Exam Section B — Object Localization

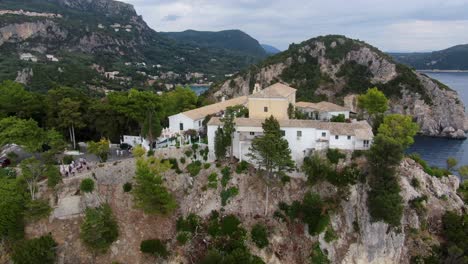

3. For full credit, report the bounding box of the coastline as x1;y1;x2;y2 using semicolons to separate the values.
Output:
417;69;468;73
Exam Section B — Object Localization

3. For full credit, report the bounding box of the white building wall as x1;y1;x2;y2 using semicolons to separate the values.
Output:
282;127;317;162
320;111;350;120
329;134;355;150
168;114;196;133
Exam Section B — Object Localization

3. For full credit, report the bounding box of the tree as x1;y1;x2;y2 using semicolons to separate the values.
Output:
56;98;85;150
140;239;169;258
247;116;295;177
358;87;389;116
11;234;57;264
80;179;95;193
0;80;44;121
330;114;346;122
214;127;227;160
20;157;46;200
247;116;295;216
80;204;119;253
161;86;198;116
45;164;61;189
132;157;177;215
87;138;110;162
447;157;458;171
0;176;26;242
0;117;45;152
221;109;236;161
302;154;332;185
377;114;419;148
251;223;269;249
458;165;468;179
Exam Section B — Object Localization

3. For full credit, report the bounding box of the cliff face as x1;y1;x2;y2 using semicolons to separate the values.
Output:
213;35;468;138
320;158;465;263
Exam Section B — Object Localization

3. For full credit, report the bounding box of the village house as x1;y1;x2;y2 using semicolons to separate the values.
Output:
295;101;353;120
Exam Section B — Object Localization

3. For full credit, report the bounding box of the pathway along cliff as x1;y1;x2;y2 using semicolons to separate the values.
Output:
210;35;468;139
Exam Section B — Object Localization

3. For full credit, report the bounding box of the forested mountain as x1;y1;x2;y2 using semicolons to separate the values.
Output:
212;35;467;138
261;44;281;54
390;44;468;70
161;30;267;59
0;0;263;92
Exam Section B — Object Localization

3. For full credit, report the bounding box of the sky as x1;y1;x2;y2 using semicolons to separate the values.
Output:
121;0;468;52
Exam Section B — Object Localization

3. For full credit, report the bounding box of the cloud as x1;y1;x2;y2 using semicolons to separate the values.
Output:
121;0;468;52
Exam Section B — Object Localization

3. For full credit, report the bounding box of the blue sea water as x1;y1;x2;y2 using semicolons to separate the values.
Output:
190;85;209;95
406;72;468;168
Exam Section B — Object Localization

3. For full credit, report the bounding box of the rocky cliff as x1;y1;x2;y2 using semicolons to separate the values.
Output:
212;35;468;138
23;147;466;264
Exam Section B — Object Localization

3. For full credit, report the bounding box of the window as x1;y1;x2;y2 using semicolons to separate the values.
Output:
281;130;285;136
264;106;268;112
250;132;255;136
297;131;302;137
322;132;326;137
364;140;370;148
347;135;351;140
198;120;202;126
179;123;184;131
335;135;339;140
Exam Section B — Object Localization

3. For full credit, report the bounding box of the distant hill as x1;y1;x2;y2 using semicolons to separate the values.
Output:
390;44;468;70
212;35;467;138
261;44;281;54
161;30;267;59
0;0;264;92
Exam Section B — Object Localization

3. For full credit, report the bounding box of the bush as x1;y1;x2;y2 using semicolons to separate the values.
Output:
208;173;218;189
326;149;346;164
123;182;132;192
330;114;346;122
63;155;74;165
324;227;337;242
281;174;291;184
140;239;169;258
180;157;186;164
411;178;420;189
45;165;61;188
221;166;231;187
310;243;330;264
80;204;119;253
235;161;249;174
176;213;201;233
176;232;190;245
12;235;57;264
187;161;202;177
80;178;95;193
204;163;211;169
351;150;366;160
251;223;269;248
147;150;155;157
24;199;52;221
221;187;239;206
184;150;193;157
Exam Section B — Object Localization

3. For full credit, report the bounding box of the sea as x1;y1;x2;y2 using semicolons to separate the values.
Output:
190;85;209;96
406;72;468;169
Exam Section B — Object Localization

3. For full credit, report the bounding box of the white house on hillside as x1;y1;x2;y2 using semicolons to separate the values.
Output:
168;96;247;133
295;101;353;120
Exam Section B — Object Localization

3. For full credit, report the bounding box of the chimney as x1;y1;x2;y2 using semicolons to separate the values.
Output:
253;83;261;94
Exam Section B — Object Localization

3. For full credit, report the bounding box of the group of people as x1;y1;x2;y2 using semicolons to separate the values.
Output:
60;158;90;177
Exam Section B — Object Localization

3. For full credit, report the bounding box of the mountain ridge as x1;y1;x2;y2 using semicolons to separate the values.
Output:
390;44;468;70
211;35;468;138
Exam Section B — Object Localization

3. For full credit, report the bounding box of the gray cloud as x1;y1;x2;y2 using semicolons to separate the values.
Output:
122;0;468;52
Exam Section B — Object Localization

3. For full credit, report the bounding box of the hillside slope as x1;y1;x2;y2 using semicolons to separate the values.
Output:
0;0;262;91
161;29;267;58
390;44;468;70
212;35;468;138
261;44;281;54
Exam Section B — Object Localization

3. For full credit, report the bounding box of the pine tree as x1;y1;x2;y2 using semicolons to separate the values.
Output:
214;127;227;160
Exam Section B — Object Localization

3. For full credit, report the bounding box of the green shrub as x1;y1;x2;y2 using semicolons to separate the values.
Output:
408;153;449;177
176;232;190;245
187;161;202;177
458;181;468;204
251;223;269;248
324;227;337;243
409;195;428;216
147;150;155;156
204;163;211;169
330;114;346;122
411;178;420;189
235;161;249;174
310;243;330;264
25;199;52;221
140;239;169;258
180;157;186;164
80;178;95;193
45;165;61;188
351;150;366;160
176;213;201;233
326;149;346;164
80;204;119;253
12;235;57;264
123;182;132;192
221;187;239;206
63;155;74;165
281;174;291;184
208;173;218;189
220;166;232;187
184;150;193;157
